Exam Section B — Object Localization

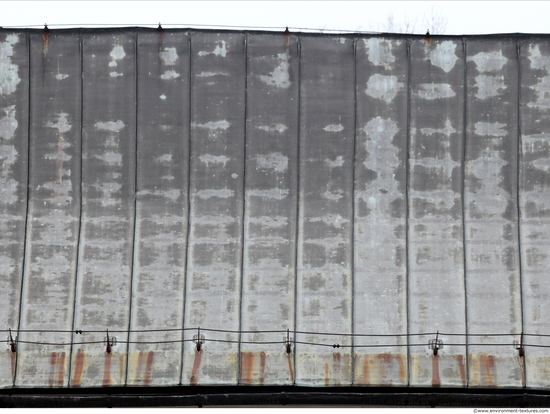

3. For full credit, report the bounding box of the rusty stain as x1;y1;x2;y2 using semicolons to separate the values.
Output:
284;27;290;51
144;351;154;386
423;31;431;47
49;353;57;388
259;352;266;385
457;355;466;387
119;355;124;384
190;350;202;386
360;356;369;385
72;350;85;387
285;352;294;383
432;355;441;388
480;354;496;387
42;30;50;58
396;354;406;384
240;352;255;385
102;352;113;387
333;353;341;387
56;352;65;387
10;352;16;379
324;361;329;387
519;355;526;388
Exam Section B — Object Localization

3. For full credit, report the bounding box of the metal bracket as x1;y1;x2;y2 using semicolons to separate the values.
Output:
104;330;117;354
284;329;292;354
7;329;16;353
193;327;205;352
428;331;443;356
514;332;524;357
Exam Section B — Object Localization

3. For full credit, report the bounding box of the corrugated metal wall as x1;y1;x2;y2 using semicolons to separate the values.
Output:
0;28;549;389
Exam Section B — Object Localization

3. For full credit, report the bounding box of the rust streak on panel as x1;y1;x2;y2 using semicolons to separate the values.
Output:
137;352;146;382
240;352;255;385
42;31;50;57
396;354;406;384
144;351;154;386
432;355;441;388
56;352;65;387
259;352;266;385
49;352;58;388
360;357;369;385
190;350;202;386
10;352;16;379
119;355;124;383
285;352;294;383
519;356;526;388
333;353;341;387
72;350;85;387
324;362;329;387
102;352;113;387
480;354;496;387
457;355;466;387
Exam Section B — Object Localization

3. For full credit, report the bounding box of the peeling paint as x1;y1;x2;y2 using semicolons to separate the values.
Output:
160;70;180;80
159;47;178;65
256;123;287;133
0;34;21;94
474;122;507;137
95;120;125;132
364;38;396;70
198;40;227;57
196;189;234;199
323;124;344;132
429;41;458;73
417;83;456;100
192;120;230;130
468;50;508;72
259;53;290;88
474;75;507;99
199;154;230;166
255;152;288;172
366;74;403;103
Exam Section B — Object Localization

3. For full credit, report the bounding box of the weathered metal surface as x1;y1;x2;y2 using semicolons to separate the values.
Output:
240;33;299;386
16;32;82;388
408;38;467;387
295;36;354;386
0;31;28;388
464;38;523;388
1;29;550;390
126;31;190;387
182;32;246;386
519;37;550;389
353;37;409;386
68;32;136;387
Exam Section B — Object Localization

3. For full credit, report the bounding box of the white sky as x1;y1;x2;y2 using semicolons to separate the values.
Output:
1;1;550;35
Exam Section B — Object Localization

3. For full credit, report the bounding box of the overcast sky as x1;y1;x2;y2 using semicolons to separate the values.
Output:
1;1;550;35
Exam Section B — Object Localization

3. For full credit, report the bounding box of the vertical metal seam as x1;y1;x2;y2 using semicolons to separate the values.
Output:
237;32;248;386
516;39;526;387
292;35;301;387
179;30;192;387
461;36;470;387
67;30;84;388
405;38;411;388
124;32;139;386
13;32;32;387
350;36;357;387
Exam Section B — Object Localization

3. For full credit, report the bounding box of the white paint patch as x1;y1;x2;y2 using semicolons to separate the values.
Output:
340;38;346;44
247;188;289;199
528;76;550;109
366;73;403;102
325;156;344;167
468;50;508;72
140;189;181;201
160;94;166;100
0;34;21;95
429;41;458;73
92;182;121;206
259;53;290;88
109;45;126;68
161;175;174;181
256;124;287;133
197;189;234;199
364;38;396;70
417;83;456;100
197;71;226;77
159;47;178;65
323;190;343;201
0;105;18;140
157;154;172;162
323;124;344;132
310;214;349;229
199;154;230;166
247;216;288;228
161;70;180;80
194;215;236;225
421;119;456;137
475;122;507;137
231;173;238;179
46;113;71;133
192;120;230;130
532;157;550;172
94;152;122;165
55;74;69;80
109;72;123;78
198;40;227;57
255;152;288;172
474;75;507;99
95;120;125;131
529;45;550;70
0;177;18;204
0;145;17;163
44;152;71;162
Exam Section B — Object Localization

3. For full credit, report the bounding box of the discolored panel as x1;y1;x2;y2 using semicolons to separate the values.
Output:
16;32;82;388
353;37;408;386
408;38;467;387
239;33;299;386
126;31;190;387
295;36;354;387
182;32;245;386
69;32;136;388
0;31;29;388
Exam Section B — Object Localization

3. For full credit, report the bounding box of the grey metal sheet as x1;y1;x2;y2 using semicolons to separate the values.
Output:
182;32;245;386
69;33;136;388
296;36;354;387
464;38;523;388
408;38;467;387
353;37;408;386
126;31;190;387
519;38;550;389
239;33;299;385
16;32;82;388
0;31;28;388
